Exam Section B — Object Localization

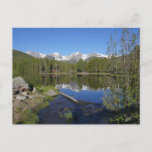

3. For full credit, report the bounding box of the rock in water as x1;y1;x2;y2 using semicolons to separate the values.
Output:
13;77;29;89
16;94;27;100
45;89;57;96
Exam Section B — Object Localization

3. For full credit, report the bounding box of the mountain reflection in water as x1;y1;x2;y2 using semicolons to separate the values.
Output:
38;75;129;124
55;82;110;103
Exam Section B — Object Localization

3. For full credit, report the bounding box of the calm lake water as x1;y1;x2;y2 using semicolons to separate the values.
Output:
38;74;129;124
56;84;110;104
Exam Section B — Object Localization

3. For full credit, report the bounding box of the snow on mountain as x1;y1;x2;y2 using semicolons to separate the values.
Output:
81;54;88;60
39;53;46;58
50;52;63;60
26;51;46;58
71;51;81;56
62;56;69;60
96;53;107;58
67;52;82;62
26;51;108;62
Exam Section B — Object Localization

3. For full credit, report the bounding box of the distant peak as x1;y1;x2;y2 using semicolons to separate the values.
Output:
26;50;108;61
26;50;46;58
26;50;32;53
52;52;60;54
72;51;81;55
26;50;38;53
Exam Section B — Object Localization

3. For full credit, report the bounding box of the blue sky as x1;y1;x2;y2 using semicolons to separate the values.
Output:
13;28;139;55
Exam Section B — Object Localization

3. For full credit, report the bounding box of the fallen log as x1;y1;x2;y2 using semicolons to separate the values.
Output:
60;92;79;104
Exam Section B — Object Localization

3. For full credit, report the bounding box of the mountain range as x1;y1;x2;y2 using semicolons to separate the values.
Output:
26;51;108;63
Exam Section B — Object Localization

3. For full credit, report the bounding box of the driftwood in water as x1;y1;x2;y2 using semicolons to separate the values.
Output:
60;92;79;104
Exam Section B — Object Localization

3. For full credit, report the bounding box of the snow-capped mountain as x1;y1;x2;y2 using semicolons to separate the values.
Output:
50;52;63;60
26;51;107;62
26;51;46;58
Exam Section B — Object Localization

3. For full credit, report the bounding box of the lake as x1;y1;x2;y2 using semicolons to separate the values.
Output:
38;74;133;124
56;83;110;104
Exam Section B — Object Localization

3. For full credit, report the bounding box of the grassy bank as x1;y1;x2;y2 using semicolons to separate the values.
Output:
19;85;60;124
16;100;50;124
36;85;60;95
14;85;60;124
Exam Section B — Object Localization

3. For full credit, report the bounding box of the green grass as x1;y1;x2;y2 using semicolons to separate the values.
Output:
20;109;39;124
33;100;50;112
43;95;53;101
36;85;60;94
16;107;22;113
17;100;50;124
109;112;139;124
64;111;72;120
49;86;60;94
59;111;73;122
15;85;59;124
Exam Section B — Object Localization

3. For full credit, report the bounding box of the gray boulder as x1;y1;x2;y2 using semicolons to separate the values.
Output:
16;94;27;100
45;89;57;96
13;77;29;89
20;91;27;96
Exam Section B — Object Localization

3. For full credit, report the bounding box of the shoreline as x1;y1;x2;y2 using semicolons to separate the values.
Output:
13;81;60;124
40;72;126;77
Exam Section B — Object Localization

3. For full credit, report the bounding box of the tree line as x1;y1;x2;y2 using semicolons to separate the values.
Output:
13;28;139;80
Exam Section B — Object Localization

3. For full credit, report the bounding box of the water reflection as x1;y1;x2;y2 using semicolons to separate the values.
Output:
38;74;139;124
29;73;138;105
55;83;103;92
55;82;110;103
35;74;126;104
39;74;118;90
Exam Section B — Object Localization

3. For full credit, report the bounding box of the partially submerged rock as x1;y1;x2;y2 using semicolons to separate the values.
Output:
45;89;57;96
